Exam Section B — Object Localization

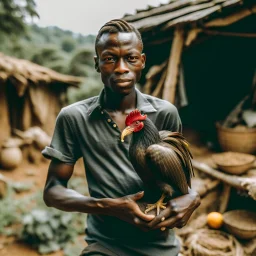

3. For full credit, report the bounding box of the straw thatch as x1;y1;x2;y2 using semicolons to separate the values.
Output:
0;53;83;152
0;52;82;97
124;0;256;35
123;0;256;104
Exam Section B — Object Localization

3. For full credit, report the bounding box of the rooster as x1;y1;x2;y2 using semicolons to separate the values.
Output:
121;109;194;215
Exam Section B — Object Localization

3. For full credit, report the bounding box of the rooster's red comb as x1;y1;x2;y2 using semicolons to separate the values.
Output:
125;109;147;126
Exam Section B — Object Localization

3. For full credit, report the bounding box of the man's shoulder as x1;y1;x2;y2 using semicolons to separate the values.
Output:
142;93;178;113
60;96;98;117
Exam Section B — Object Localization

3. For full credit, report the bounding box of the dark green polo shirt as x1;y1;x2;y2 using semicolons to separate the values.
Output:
42;88;182;256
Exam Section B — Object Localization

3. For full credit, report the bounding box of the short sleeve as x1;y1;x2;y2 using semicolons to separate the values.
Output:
42;109;81;164
163;104;182;133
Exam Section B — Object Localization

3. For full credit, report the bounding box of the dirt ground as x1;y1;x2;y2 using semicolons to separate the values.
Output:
0;128;211;256
0;158;87;256
1;128;253;256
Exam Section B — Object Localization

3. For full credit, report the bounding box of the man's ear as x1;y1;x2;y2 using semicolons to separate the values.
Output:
94;56;100;72
141;53;146;69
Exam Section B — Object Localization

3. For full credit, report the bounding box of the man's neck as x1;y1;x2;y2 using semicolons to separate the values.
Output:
102;88;136;113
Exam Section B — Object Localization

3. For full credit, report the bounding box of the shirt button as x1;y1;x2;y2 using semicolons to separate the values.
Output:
101;111;104;114
107;119;111;122
113;124;117;128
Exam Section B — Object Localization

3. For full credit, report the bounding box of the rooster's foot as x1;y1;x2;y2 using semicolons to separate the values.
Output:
144;194;167;215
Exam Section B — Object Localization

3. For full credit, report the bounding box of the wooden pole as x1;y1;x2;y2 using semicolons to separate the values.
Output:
0;173;8;198
0;83;11;149
162;27;185;103
192;160;256;200
205;7;256;28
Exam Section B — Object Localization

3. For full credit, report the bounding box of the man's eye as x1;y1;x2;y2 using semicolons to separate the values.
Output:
104;57;114;62
128;56;138;61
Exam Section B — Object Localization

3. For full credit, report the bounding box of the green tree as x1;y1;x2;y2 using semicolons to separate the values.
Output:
61;37;76;53
0;0;38;35
31;46;65;65
68;48;95;77
30;46;69;73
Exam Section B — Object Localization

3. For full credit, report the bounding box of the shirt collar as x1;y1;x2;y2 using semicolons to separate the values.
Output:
88;87;157;116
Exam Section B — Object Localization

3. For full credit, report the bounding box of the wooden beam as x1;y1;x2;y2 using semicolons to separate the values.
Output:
152;69;167;98
203;29;256;38
162;27;185;103
0;83;11;149
0;173;8;198
185;28;202;46
205;6;256;27
192;160;256;200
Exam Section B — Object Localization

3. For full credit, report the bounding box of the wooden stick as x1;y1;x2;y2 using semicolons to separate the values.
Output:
162;27;185;103
152;69;167;98
203;30;256;38
143;61;167;95
0;173;8;198
192;160;256;200
219;184;231;213
205;7;254;27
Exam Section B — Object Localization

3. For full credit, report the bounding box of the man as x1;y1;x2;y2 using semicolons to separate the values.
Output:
42;19;200;256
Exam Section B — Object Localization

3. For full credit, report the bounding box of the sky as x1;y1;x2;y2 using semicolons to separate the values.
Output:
35;0;169;35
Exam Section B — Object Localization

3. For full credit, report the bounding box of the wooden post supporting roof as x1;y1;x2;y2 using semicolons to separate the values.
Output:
0;83;11;148
162;27;185;103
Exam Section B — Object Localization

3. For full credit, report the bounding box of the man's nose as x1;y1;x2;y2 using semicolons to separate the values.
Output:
114;59;129;73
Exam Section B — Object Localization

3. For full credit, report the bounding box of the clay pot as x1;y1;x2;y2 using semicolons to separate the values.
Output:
0;146;23;170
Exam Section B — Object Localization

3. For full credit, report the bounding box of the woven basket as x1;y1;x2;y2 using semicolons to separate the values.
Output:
212;152;255;175
223;210;256;239
216;122;256;154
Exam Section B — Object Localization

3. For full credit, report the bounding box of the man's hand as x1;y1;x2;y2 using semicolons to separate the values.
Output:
147;189;200;231
103;191;155;232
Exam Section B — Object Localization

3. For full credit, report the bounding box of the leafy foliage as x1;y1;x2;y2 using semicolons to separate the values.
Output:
0;176;88;254
0;194;22;235
21;208;85;255
63;238;85;256
0;11;101;103
68;77;103;104
0;184;32;236
61;37;77;53
19;177;88;254
68;48;95;77
0;0;38;35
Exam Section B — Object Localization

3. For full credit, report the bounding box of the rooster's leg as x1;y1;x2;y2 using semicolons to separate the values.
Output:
145;193;167;215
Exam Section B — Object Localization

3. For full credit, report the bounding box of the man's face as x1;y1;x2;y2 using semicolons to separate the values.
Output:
95;32;146;95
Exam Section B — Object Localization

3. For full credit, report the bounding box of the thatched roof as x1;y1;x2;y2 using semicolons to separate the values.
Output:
0;52;83;96
123;0;256;34
123;0;256;103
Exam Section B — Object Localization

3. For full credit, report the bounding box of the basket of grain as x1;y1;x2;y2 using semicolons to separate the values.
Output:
223;210;256;239
216;122;256;154
212;151;255;175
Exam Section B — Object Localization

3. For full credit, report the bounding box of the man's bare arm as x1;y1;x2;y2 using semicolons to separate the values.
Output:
43;159;155;231
43;159;105;213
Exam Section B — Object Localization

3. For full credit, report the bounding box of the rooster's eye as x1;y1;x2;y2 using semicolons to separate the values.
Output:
135;121;140;125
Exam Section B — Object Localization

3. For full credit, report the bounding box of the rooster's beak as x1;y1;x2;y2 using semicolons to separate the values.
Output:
121;126;134;142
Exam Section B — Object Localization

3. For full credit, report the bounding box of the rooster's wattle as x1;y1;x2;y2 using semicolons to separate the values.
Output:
121;109;194;215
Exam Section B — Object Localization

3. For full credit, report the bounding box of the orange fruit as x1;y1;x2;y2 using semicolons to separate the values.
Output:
207;212;223;229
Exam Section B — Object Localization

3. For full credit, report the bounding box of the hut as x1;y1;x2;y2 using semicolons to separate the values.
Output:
123;0;256;139
123;3;256;254
0;52;82;149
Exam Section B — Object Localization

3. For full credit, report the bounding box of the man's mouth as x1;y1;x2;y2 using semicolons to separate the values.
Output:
114;79;132;86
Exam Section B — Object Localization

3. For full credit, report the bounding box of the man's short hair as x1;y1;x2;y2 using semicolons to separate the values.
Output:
95;19;143;55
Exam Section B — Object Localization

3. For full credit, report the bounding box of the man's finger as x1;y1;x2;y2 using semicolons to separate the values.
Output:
135;208;155;221
152;213;186;230
133;217;152;231
132;191;145;201
147;208;171;228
